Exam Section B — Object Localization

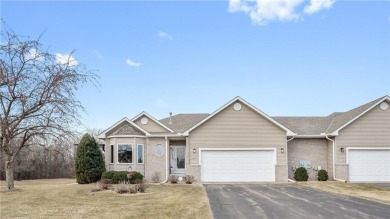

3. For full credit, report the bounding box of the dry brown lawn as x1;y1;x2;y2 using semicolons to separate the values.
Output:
0;179;212;219
299;181;390;205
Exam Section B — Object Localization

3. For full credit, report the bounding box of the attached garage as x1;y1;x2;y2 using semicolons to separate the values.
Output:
200;149;276;182
348;148;390;182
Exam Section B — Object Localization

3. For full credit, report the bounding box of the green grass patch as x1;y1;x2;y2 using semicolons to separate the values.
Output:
0;179;212;219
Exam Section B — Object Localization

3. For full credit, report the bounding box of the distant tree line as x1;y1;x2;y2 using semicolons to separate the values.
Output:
0;128;103;180
0;137;75;180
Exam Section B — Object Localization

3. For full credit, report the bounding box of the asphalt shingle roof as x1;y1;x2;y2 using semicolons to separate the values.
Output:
272;116;334;135
156;96;387;135
273;96;387;135
159;113;210;133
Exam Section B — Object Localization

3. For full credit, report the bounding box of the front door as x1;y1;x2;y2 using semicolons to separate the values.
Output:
171;146;186;173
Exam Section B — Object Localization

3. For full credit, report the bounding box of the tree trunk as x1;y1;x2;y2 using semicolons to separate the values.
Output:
5;158;15;191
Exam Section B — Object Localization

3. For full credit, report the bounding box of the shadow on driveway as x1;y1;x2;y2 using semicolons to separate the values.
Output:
205;184;390;219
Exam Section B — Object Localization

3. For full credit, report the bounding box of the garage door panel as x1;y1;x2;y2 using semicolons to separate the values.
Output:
201;150;275;182
349;149;390;182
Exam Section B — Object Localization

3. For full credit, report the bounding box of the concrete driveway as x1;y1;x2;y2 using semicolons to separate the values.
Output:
205;184;390;219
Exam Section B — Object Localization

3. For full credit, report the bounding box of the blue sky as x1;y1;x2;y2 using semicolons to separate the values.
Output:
2;0;389;131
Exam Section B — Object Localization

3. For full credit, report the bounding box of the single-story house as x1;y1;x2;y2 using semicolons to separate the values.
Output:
98;95;390;183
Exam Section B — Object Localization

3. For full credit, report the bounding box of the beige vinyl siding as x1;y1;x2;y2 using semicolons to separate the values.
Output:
327;139;334;180
336;102;390;164
134;117;168;133
189;100;287;165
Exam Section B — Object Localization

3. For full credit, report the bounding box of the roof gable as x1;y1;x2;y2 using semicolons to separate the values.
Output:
183;97;295;136
98;118;150;138
328;95;390;135
131;112;174;133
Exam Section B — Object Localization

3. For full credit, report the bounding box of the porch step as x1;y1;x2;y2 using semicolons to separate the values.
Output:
170;173;187;177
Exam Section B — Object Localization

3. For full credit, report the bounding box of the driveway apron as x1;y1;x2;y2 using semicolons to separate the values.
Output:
205;184;390;219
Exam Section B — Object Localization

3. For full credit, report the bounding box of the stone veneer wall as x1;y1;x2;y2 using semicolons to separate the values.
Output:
288;139;328;181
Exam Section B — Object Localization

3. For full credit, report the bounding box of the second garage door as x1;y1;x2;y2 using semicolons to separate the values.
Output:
348;148;390;182
200;149;275;182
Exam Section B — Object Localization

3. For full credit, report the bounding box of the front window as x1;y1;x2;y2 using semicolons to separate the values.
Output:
137;144;144;164
118;144;133;163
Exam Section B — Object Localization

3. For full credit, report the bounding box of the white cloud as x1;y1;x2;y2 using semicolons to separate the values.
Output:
304;0;335;14
158;31;173;40
126;58;141;67
92;49;103;60
228;0;335;25
25;48;45;62
55;53;78;66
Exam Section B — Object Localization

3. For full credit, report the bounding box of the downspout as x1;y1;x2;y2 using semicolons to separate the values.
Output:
326;135;346;182
287;135;296;183
161;136;169;183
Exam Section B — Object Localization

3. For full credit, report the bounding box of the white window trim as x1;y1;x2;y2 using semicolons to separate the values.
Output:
155;144;164;157
198;148;277;165
137;144;144;164
346;147;390;164
117;143;133;164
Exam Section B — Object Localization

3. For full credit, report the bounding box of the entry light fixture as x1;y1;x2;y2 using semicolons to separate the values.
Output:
193;148;196;153
340;147;345;153
281;148;284;153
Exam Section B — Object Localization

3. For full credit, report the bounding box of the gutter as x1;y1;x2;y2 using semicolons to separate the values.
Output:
161;136;169;183
294;135;326;139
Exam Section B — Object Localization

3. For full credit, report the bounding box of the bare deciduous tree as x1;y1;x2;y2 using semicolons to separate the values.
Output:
0;21;97;191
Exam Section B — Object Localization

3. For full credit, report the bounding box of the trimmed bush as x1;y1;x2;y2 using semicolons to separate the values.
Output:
102;171;128;183
317;169;329;181
101;171;115;180
294;167;308;181
101;171;144;184
75;134;105;184
128;171;144;184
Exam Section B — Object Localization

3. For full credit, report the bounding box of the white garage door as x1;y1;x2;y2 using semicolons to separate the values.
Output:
349;149;390;182
201;150;275;182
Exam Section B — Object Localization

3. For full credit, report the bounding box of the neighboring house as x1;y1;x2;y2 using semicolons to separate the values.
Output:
98;95;390;183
